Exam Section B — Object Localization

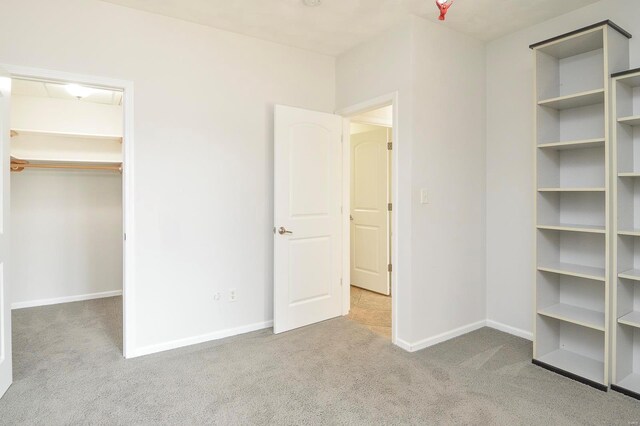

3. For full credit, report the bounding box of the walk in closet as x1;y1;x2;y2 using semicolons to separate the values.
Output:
612;68;640;399
9;79;123;310
532;21;630;390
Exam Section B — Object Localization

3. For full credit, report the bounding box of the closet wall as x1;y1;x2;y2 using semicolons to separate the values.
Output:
10;89;123;308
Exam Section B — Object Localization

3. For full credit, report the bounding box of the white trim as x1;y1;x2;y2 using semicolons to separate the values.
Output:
485;319;533;341
395;320;533;353
132;320;273;358
1;64;135;358
11;290;122;310
337;92;399;346
401;320;486;352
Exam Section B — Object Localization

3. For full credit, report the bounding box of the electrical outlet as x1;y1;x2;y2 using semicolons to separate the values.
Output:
213;292;221;301
229;288;237;302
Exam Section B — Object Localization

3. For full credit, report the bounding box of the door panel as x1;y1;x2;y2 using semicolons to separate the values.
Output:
0;69;12;398
274;105;342;334
350;128;389;295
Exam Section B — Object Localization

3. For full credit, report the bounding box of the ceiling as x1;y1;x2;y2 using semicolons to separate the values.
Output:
12;79;123;106
99;0;600;56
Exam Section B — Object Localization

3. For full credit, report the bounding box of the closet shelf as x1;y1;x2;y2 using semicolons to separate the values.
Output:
11;128;123;142
618;115;640;127
537;261;605;281
618;229;640;237
537;139;605;151
536;349;604;385
537;224;605;234
537;187;605;192
538;303;605;331
618;311;640;329
618;268;640;282
618;172;640;177
537;89;604;110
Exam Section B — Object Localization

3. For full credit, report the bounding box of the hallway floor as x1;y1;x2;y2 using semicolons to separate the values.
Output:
348;286;391;338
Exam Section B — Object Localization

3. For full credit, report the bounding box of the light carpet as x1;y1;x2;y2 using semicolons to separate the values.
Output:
0;297;639;424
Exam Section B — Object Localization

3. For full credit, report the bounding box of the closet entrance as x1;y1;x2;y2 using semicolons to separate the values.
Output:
9;77;125;354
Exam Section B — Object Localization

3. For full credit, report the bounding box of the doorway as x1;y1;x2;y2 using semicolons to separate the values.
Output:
3;66;134;363
346;106;393;339
272;94;399;346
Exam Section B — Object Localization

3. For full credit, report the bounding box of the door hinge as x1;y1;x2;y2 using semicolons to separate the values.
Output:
388;203;392;212
340;278;343;286
388;264;392;272
387;142;392;150
124;233;127;241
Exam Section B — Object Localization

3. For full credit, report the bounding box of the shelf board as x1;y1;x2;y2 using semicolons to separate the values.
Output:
618;229;640;237
537;187;605;192
618;269;640;282
538;303;605;331
536;349;604;385
537;261;605;281
618;172;640;177
538;89;604;110
537;224;605;234
618;311;640;329
537;139;605;151
11;128;123;142
618;115;640;127
615;373;640;398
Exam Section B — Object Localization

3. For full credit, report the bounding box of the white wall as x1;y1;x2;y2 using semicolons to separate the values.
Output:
411;17;487;345
486;0;640;337
11;95;123;137
11;170;123;307
337;16;487;347
0;0;335;355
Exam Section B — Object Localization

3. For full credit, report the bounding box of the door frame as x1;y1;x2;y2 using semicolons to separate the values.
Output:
1;64;136;358
337;92;399;345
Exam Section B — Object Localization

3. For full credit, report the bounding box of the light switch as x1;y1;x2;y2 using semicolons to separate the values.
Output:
420;189;429;204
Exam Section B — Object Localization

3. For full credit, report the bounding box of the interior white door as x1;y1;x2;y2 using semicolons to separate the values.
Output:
273;105;343;334
350;127;390;295
0;69;12;398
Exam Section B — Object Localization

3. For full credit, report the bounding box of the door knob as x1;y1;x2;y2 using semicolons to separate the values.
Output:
278;227;293;235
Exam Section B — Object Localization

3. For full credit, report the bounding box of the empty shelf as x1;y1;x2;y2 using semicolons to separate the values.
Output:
618;172;640;177
538;303;605;331
536;349;604;385
618;115;640;126
616;373;640;396
537;139;605;151
537;187;605;192
618;311;640;329
618;269;640;281
537;224;605;234
538;89;604;110
618;229;640;237
537;261;605;281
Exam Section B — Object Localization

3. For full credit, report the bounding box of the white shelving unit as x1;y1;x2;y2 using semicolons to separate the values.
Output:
532;21;630;390
612;67;640;400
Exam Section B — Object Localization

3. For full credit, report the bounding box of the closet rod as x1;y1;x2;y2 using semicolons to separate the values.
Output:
10;162;122;172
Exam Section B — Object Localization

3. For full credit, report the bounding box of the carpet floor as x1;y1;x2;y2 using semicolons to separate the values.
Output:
1;297;639;425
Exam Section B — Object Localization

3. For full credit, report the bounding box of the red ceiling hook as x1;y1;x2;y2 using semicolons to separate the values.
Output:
435;0;454;21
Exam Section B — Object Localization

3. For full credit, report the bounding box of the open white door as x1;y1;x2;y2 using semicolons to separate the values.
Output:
0;69;12;398
273;105;342;334
350;128;390;295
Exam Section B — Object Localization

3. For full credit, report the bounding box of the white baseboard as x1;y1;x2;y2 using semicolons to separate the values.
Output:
486;319;533;341
12;290;123;310
396;320;487;353
132;320;274;358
